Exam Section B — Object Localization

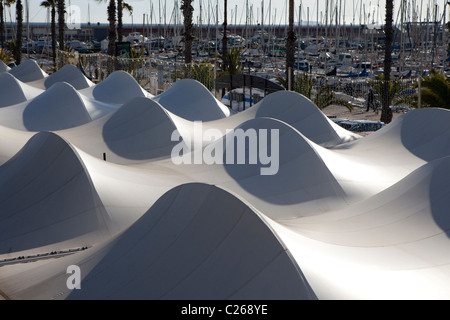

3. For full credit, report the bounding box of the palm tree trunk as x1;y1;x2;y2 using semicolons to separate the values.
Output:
58;0;65;51
286;0;296;90
381;0;393;124
117;0;123;42
0;1;4;50
107;0;116;56
51;5;56;65
222;0;228;70
15;0;23;65
181;0;193;65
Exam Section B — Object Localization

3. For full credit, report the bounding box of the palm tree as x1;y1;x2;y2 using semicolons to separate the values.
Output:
285;0;296;90
222;0;228;69
58;0;64;51
420;70;450;109
277;73;353;111
1;0;4;49
380;0;393;124
40;0;57;65
277;73;310;98
313;86;353;111
370;75;416;110
107;0;116;55
117;1;133;42
96;0;117;56
0;45;14;64
220;47;243;75
190;62;215;90
181;0;193;66
15;0;22;64
117;0;123;41
6;0;22;64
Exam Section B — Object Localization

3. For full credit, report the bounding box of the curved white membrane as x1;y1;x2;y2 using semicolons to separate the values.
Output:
152;79;231;120
0;60;11;73
0;66;449;300
44;64;95;90
0;73;44;107
8;60;48;83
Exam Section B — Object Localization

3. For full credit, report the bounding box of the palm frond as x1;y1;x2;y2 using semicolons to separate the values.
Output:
314;86;353;111
0;47;14;64
421;72;450;109
122;2;132;14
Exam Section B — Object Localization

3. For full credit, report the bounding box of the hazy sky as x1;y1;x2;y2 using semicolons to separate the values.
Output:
3;0;445;26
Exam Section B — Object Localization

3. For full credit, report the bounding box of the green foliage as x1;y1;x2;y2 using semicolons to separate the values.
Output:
421;70;450;109
369;75;417;108
313;86;353;111
220;47;244;76
130;47;143;59
3;39;16;53
122;2;132;14
190;62;215;91
277;73;311;98
40;0;56;8
277;73;352;111
173;61;216;91
0;47;14;65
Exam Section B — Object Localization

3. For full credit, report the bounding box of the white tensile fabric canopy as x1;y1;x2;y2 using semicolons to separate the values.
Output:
0;61;449;300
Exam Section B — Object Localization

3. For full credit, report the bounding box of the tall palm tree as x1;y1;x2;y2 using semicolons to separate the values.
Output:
181;0;193;65
117;0;123;41
107;0;116;55
40;0;57;65
57;0;64;50
96;0;117;56
380;0;393;124
14;0;22;64
222;0;228;70
5;0;22;64
285;0;296;90
0;0;4;49
117;0;133;42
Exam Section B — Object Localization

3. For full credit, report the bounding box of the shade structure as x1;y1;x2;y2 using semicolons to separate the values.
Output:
1;64;450;300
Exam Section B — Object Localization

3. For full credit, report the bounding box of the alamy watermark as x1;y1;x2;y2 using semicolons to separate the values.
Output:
66;265;81;290
67;5;81;30
171;121;280;176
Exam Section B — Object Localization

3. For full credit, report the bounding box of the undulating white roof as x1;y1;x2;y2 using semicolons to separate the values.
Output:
0;61;449;300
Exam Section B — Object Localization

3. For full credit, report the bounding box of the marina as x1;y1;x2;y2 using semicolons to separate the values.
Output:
1;0;447;118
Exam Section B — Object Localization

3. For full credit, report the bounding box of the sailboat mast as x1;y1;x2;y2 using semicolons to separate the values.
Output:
199;0;202;42
325;0;328;45
335;0;339;56
235;4;237;36
216;0;219;55
164;0;167;42
358;0;361;48
261;0;264;59
246;0;249;49
298;2;301;67
26;0;29;57
400;0;405;73
307;7;309;40
316;0;319;51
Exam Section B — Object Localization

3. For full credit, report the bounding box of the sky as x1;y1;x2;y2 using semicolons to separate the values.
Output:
3;0;446;26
